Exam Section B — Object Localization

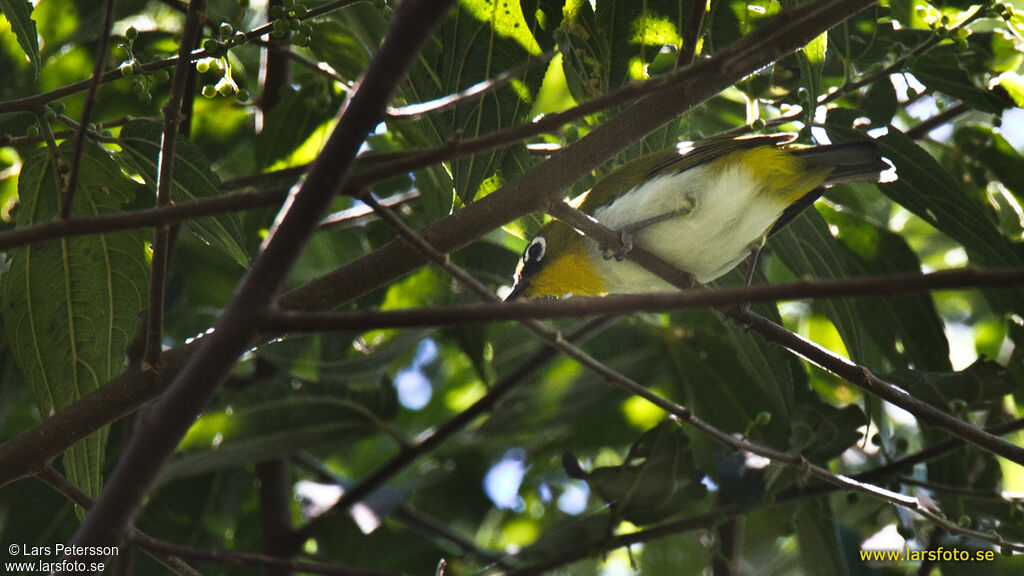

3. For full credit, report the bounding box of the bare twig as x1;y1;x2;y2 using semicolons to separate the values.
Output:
905;102;970;140
131;533;404;576
0;188;287;251
143;0;208;373
677;0;709;67
261;267;1024;332
35;466;201;576
354;183;1024;557
66;0;458;559
61;0;117;219
386;50;556;119
0;0;885;491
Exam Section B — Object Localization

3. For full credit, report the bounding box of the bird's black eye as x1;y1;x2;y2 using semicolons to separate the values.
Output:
524;236;546;264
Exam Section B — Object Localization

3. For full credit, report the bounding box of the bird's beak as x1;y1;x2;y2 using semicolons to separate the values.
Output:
504;279;528;301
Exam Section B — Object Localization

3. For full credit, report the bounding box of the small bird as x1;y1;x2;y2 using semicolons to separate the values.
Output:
505;134;890;299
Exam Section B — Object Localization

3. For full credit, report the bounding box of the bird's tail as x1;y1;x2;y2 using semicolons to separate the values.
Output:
793;140;891;186
769;140;891;236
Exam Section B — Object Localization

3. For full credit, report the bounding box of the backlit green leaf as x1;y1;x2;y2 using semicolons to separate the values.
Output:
0;0;40;77
770;209;868;365
119;120;250;268
3;142;148;503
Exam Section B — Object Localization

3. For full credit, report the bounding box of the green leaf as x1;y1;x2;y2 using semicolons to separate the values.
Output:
400;0;549;203
582;421;707;525
797;32;827;110
770;209;868;366
862;75;898;126
829;5;888;63
163;395;391;483
255;86;335;168
886;359;1015;411
308;20;372;81
3;142;148;503
793;499;849;576
910;47;1014;114
954;124;1024;221
119;120;250;268
665;308;792;449
559;0;686;100
0;0;41;77
789;399;866;463
823;205;951;371
833;126;1024;313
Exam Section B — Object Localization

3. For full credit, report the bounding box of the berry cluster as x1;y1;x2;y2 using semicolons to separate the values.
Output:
202;22;248;59
270;0;314;47
198;22;249;101
119;27;170;105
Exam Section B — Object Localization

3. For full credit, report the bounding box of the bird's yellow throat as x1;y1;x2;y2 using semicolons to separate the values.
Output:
519;230;605;297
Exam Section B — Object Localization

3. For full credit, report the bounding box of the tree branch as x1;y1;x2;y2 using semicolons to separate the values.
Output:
0;188;287;251
261;267;1024;331
61;0;117;219
281;0;879;311
65;0;459;561
34;466;201;576
143;0;207;372
0;0;882;490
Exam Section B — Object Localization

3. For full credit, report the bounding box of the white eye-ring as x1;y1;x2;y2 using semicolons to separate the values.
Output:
526;236;546;262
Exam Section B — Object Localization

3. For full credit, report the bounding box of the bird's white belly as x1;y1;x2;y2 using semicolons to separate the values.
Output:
588;163;791;292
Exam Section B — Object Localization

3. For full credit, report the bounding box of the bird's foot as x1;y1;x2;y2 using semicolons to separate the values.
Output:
602;229;634;261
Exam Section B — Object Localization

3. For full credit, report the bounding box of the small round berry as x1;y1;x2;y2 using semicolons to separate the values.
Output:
219;23;234;37
202;84;218;98
125;26;139;41
26;124;39;137
138;90;152;104
196;60;211;74
236;89;251;102
120;62;135;77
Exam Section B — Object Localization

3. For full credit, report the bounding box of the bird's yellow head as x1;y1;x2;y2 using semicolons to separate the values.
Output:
505;221;606;300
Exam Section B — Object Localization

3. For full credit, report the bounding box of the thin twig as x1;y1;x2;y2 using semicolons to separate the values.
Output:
905;102;970;140
261;267;1024;332
130;533;405;576
546;202;1024;467
677;0;709;67
291;453;511;566
143;0;208;373
61;0;117;219
355;189;1024;555
66;0;458;557
35;466;201;576
0;188;287;251
0;0;888;492
386;50;556;119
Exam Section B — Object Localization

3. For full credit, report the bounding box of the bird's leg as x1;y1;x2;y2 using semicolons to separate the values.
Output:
602;195;698;261
743;236;766;287
733;235;769;331
601;229;634;261
621;195;698;234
